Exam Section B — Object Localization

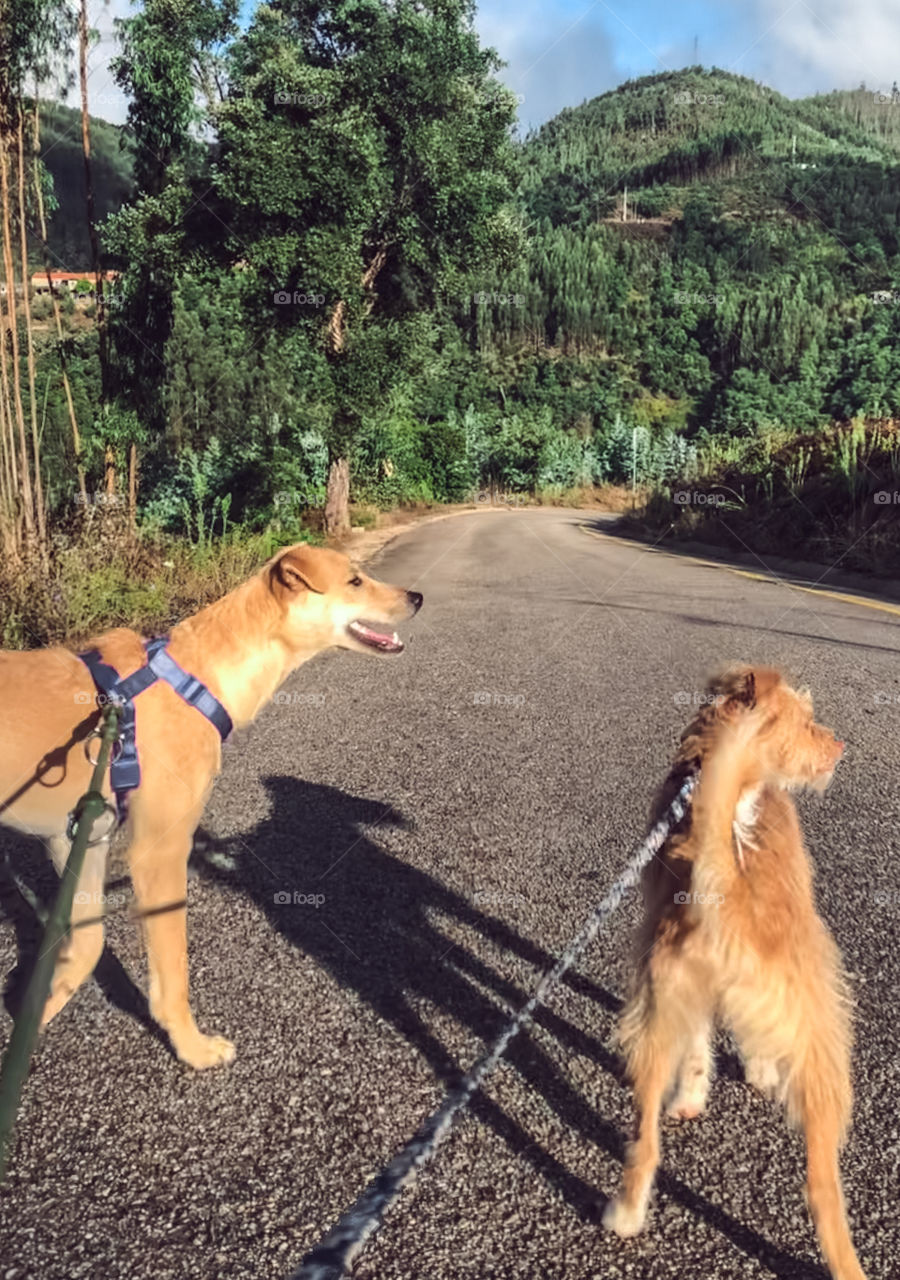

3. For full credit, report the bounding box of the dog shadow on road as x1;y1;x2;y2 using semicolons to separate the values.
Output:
193;773;828;1280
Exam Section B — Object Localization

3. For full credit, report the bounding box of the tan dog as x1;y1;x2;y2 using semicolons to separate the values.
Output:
0;545;422;1069
604;666;866;1280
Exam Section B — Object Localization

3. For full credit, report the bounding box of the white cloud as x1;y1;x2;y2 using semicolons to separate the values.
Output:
476;0;620;133
746;0;900;96
48;0;130;126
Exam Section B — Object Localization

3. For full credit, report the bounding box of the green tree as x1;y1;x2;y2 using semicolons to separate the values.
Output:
212;0;521;532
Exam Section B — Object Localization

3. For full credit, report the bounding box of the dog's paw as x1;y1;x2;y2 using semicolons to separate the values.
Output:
177;1032;236;1070
602;1197;646;1238
666;1095;706;1120
666;1079;709;1119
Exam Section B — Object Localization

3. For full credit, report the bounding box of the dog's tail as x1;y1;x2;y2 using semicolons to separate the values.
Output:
688;711;763;901
789;1029;864;1280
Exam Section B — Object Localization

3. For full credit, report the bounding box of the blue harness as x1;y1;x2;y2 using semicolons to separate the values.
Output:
78;636;233;821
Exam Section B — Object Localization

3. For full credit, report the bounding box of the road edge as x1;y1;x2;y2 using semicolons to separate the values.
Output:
578;522;900;619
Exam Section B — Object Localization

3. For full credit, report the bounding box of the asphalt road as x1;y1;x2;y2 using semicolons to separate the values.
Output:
1;509;899;1280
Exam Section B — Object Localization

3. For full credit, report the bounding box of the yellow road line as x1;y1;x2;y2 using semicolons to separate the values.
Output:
577;523;900;618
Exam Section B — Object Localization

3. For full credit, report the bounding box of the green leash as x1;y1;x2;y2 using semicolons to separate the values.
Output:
0;702;120;1180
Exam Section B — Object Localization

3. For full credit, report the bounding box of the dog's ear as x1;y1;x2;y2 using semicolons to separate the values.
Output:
733;670;756;709
708;664;757;711
269;546;330;599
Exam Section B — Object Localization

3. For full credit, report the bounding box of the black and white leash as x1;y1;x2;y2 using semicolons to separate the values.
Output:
293;771;698;1280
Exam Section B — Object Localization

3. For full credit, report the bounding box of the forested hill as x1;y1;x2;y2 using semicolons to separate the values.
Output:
38;103;133;270
799;84;900;155
461;66;900;436
521;67;900;227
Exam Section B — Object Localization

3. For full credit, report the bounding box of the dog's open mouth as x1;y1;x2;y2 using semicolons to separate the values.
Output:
347;620;404;653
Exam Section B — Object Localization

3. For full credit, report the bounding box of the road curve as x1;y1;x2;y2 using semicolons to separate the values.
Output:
1;509;898;1280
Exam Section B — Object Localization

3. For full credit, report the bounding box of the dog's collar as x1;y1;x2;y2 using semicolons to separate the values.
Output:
78;637;232;822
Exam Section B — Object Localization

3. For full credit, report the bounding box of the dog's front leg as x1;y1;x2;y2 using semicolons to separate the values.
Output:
128;826;235;1070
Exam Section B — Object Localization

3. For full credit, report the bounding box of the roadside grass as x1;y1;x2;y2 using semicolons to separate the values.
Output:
532;482;648;509
621;420;900;575
1;521;324;650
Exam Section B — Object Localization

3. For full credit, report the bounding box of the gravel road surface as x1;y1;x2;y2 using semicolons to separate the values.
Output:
1;509;898;1280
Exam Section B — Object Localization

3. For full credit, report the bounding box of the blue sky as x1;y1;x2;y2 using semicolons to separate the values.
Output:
82;0;900;129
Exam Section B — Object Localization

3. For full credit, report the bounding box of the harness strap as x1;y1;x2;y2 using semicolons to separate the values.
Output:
142;637;233;740
78;649;143;803
78;638;233;820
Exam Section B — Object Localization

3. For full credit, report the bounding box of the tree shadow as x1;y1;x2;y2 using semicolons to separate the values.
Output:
191;774;828;1279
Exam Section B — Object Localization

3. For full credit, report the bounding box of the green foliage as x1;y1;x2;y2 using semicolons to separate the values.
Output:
632;420;900;574
209;0;521;470
112;0;237;195
1;0;77;113
141;438;233;543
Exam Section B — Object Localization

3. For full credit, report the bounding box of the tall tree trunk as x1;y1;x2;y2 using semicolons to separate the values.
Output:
128;441;138;530
0;123;35;546
78;0;114;491
78;0;104;331
16;110;46;554
324;298;350;537
322;249;388;541
324;456;350;538
32;97;87;504
0;281;18;496
327;299;346;353
0;336;16;516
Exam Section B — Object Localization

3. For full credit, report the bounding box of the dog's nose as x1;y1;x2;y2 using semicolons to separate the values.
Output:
406;590;423;613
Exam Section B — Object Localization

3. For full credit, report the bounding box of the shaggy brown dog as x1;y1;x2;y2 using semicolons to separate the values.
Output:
0;546;421;1069
603;665;866;1280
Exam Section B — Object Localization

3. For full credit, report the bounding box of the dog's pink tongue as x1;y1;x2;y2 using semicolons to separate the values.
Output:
349;620;403;651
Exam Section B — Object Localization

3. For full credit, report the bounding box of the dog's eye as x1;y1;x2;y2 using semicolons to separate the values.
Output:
349;576;363;587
